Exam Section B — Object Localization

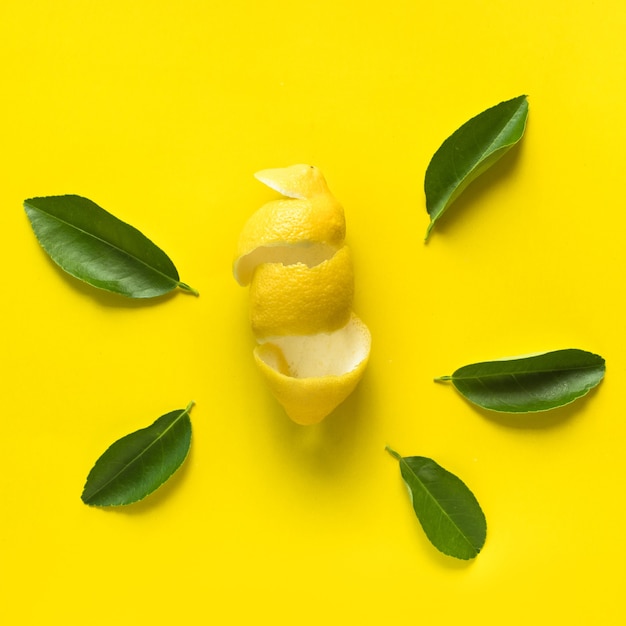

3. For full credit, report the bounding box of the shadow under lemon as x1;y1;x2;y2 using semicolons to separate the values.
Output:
263;364;378;479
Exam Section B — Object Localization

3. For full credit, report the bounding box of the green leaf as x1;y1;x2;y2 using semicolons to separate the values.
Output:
436;349;606;413
24;195;198;298
386;448;486;560
81;402;194;506
424;95;529;240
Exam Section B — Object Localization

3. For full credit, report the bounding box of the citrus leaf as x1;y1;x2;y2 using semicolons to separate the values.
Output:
436;349;605;413
386;448;486;560
24;195;198;298
81;402;194;506
424;95;529;240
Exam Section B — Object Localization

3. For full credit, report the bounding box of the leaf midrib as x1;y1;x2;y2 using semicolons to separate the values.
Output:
26;201;181;288
466;104;526;169
439;104;526;203
401;458;478;554
425;97;528;240
452;362;604;381
83;406;190;502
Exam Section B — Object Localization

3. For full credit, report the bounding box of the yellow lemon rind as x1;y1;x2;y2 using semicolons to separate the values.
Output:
254;164;331;199
248;246;354;339
233;196;346;286
253;314;371;425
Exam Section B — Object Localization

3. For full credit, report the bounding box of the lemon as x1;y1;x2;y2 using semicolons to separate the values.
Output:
249;245;354;338
234;164;371;425
254;314;371;425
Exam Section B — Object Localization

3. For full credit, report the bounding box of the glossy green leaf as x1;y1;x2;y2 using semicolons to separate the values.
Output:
436;349;605;413
81;402;194;506
386;448;486;560
424;95;529;240
24;195;198;298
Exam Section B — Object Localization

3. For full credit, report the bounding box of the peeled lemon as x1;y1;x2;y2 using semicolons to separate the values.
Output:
233;164;370;425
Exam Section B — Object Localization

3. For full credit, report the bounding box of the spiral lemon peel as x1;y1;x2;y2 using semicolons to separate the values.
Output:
249;245;354;339
233;166;345;287
234;164;371;425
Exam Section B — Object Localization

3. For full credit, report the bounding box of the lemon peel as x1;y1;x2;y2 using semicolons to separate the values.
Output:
249;245;354;338
234;165;370;425
233;165;345;286
254;315;371;425
254;164;331;199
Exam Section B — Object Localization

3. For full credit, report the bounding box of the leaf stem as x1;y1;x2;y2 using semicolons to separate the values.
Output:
434;375;452;383
177;281;200;296
385;445;402;461
424;221;434;242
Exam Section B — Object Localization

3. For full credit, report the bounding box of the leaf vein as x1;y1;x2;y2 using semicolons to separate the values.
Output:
83;404;192;502
27;203;181;288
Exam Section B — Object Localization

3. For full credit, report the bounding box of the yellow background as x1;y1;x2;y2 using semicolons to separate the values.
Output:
1;1;624;623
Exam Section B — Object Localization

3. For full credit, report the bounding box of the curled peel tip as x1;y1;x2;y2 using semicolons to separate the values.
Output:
254;164;329;199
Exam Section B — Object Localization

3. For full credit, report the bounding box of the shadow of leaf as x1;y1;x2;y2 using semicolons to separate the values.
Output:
92;445;194;515
425;139;527;240
41;251;180;309
389;459;483;569
460;383;602;430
